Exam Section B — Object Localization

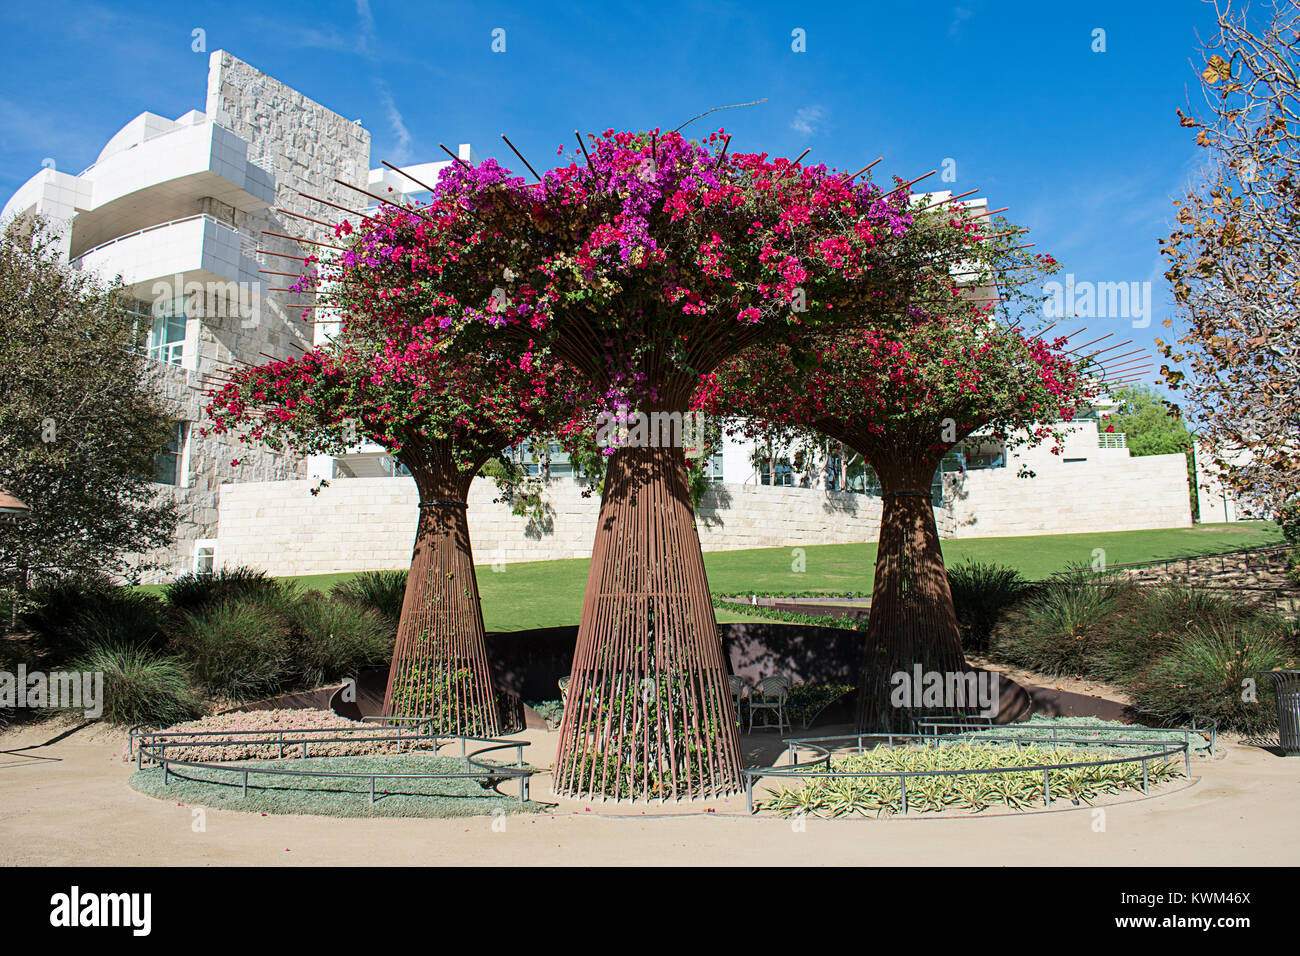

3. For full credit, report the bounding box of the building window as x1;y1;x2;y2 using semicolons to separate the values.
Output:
377;455;412;478
857;466;883;497
701;449;725;482
154;422;187;486
758;457;794;487
194;541;216;576
130;297;187;366
507;442;574;479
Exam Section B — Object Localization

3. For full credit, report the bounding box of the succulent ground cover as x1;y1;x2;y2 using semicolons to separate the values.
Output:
761;737;1185;817
129;751;544;819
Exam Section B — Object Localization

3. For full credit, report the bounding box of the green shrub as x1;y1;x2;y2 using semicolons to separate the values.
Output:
18;573;118;634
1091;584;1251;684
1275;499;1300;544
20;577;168;665
72;643;201;726
286;593;394;687
947;560;1031;654
62;595;168;653
988;568;1133;677
709;597;866;630
780;681;852;723
1288;546;1300;587
330;570;408;633
1128;616;1300;735
169;598;293;700
163;566;282;614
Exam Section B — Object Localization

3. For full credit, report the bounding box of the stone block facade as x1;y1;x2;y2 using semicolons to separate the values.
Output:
214;452;1191;577
944;452;1192;538
138;52;373;581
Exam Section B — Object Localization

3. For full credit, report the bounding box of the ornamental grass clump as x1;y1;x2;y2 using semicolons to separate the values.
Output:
947;561;1032;654
73;643;200;726
330;570;409;634
988;567;1134;677
762;740;1183;817
169;598;294;701
163;566;282;614
286;593;393;688
1090;584;1253;684
21;576;169;665
1127;616;1299;735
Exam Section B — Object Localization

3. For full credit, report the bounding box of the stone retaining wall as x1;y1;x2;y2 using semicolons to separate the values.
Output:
215;450;1192;577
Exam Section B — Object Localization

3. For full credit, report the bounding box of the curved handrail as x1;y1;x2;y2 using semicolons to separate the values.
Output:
910;716;1218;753
132;724;537;804
71;212;244;265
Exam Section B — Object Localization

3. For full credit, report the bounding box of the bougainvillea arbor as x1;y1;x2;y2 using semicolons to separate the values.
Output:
206;200;577;735
416;130;1032;798
699;241;1093;729
244;127;1041;799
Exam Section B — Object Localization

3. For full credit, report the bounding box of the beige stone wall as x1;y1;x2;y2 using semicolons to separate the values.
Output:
944;452;1192;538
214;477;897;576
214;454;1190;577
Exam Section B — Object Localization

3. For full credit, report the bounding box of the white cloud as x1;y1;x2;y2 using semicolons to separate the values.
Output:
948;6;974;37
375;81;412;164
790;105;826;137
355;0;378;59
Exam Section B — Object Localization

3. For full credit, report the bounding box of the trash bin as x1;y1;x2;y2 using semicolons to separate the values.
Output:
1263;670;1300;756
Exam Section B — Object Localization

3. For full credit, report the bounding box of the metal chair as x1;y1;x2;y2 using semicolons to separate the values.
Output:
747;676;791;733
728;675;748;726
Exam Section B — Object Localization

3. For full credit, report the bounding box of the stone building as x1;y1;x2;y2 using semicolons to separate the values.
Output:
2;51;467;580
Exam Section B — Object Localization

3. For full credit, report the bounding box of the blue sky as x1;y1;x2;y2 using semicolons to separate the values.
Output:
0;0;1231;390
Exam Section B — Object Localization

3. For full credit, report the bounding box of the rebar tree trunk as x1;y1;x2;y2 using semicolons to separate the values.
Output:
552;442;743;799
855;462;968;731
382;445;499;736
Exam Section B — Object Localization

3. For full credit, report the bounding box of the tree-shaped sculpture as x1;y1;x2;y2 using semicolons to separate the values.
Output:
498;133;941;798
206;200;577;735
699;258;1093;729
315;129;996;797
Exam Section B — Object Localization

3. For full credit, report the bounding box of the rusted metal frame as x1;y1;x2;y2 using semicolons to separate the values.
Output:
381;444;500;736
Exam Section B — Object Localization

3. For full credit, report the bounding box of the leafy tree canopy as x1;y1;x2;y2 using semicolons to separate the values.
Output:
1105;385;1195;457
0;220;177;594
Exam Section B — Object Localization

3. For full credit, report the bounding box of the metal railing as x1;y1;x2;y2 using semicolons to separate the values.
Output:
910;715;1217;753
77;119;252;177
1103;543;1292;576
130;721;537;804
740;728;1194;814
72;213;245;266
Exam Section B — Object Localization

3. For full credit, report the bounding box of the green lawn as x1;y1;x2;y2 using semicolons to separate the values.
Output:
281;521;1283;633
